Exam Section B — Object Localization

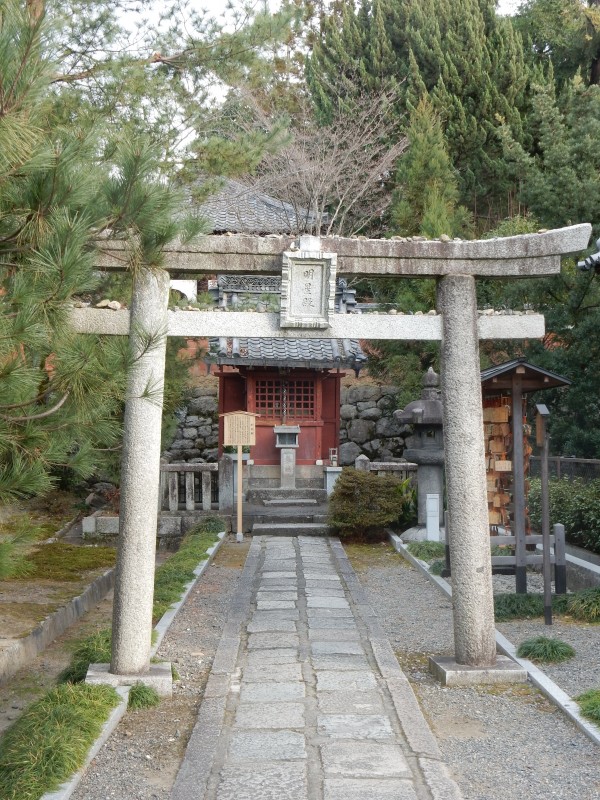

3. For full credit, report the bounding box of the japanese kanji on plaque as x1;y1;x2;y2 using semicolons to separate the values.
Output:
222;411;257;447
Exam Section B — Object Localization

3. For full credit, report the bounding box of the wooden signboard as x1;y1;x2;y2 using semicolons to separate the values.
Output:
220;412;258;541
222;411;257;447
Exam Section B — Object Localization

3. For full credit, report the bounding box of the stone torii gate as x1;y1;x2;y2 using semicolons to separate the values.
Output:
72;224;591;688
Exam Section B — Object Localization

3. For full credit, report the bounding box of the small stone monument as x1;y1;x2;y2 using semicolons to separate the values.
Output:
395;367;445;541
274;425;300;489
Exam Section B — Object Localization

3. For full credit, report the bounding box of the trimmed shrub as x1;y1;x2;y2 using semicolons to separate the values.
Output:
328;468;416;537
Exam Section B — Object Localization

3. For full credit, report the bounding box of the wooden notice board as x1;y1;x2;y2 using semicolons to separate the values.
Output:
222;412;257;447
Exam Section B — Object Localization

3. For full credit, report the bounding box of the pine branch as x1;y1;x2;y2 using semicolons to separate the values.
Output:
0;392;69;422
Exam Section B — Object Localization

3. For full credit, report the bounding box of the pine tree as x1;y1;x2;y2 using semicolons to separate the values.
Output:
307;0;532;226
306;0;399;122
498;76;600;228
0;0;290;505
390;97;471;238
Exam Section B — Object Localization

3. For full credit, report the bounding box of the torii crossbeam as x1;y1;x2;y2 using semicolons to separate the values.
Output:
73;224;591;684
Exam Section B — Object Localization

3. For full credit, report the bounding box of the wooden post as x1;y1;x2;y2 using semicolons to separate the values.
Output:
512;371;527;593
236;444;243;542
537;405;552;625
221;411;257;543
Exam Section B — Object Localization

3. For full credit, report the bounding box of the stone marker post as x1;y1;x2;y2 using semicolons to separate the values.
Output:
111;267;170;675
437;275;496;667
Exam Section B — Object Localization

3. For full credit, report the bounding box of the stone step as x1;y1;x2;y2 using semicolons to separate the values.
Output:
263;499;317;506
251;522;330;537
250;513;328;525
246;488;328;505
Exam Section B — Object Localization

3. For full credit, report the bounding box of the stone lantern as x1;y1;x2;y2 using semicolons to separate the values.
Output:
394;367;445;539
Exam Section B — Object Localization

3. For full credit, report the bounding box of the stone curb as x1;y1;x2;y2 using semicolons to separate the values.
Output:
41;686;130;800
172;535;262;800
151;531;227;656
37;530;227;800
329;538;465;798
43;512;82;542
388;531;600;748
0;568;115;686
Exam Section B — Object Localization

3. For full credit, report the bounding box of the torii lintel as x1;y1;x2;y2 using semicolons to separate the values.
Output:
92;224;591;278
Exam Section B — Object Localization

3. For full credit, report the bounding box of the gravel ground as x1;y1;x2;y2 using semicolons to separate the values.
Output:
347;543;600;800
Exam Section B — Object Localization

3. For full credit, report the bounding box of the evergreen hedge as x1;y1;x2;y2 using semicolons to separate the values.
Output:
328;468;416;537
528;478;600;555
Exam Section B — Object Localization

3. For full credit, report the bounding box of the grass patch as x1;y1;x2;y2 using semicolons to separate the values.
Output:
576;688;600;723
429;559;445;576
60;517;223;683
60;628;112;684
406;541;446;561
23;543;116;581
152;517;223;622
128;682;160;710
516;636;575;663
0;683;119;800
494;592;569;621
566;587;600;622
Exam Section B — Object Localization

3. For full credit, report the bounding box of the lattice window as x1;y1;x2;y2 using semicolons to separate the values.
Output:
287;380;315;420
255;379;282;419
254;378;315;420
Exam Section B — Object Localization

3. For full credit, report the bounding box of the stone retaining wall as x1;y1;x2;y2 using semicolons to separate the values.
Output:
338;384;410;465
163;381;219;464
163;379;409;467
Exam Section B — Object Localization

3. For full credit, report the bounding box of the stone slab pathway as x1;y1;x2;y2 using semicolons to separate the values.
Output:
171;536;462;800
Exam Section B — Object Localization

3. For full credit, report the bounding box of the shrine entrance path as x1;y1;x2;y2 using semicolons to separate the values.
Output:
172;535;462;800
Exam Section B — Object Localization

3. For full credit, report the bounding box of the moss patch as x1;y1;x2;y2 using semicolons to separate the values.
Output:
20;543;116;582
344;541;407;572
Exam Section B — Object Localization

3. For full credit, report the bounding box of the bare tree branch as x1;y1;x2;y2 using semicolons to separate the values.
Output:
223;87;408;237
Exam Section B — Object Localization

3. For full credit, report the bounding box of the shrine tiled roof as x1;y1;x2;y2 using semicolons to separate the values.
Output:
209;337;367;371
200;179;320;234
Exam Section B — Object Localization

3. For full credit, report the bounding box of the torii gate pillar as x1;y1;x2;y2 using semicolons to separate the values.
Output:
111;268;170;676
438;275;496;666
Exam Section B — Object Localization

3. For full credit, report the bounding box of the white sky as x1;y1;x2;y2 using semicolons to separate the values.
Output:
197;0;522;25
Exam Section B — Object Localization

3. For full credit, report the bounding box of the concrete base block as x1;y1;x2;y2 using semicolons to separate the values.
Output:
82;515;97;535
86;662;173;697
96;516;119;534
401;525;446;543
428;655;527;687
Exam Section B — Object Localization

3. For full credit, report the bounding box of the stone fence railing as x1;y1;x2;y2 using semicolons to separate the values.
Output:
159;463;219;511
354;454;418;482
